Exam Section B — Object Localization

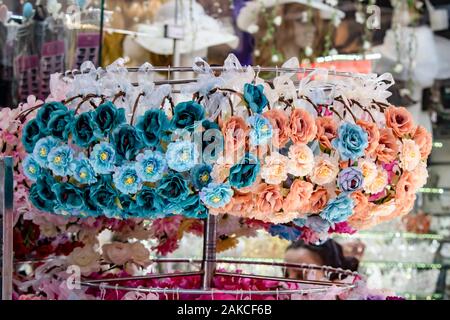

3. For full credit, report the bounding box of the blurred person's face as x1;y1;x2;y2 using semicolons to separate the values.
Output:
284;248;324;280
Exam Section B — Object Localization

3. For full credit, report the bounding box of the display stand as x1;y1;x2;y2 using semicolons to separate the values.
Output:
0;157;13;300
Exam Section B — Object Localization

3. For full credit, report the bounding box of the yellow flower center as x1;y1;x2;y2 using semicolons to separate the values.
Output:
261;124;269;132
200;172;210;182
212;196;222;203
318;166;332;177
146;164;154;174
125;176;135;185
39;147;47;157
274;164;283;175
28;166;36;174
79;172;87;179
100;152;108;161
53;156;62;164
298;153;307;161
181;151;189;161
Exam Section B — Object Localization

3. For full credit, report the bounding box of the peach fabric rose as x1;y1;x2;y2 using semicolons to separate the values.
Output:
375;128;399;163
266;210;301;224
67;246;101;276
129;242;151;267
364;166;388;195
221;116;249;160
210;156;233;183
283;179;313;214
356;119;380;156
358;159;378;187
370;199;397;224
254;183;283;214
399;139;421;171
102;242;132;266
261;152;289;184
348;191;371;230
309;187;329;213
316;116;338;150
413;125;432;160
309;154;339;186
289;108;317;144
396;171;417;202
262;109;290;148
222;192;255;217
287;144;314;177
385;106;416;137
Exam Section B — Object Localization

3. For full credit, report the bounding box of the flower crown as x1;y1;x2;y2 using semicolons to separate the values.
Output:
19;55;432;242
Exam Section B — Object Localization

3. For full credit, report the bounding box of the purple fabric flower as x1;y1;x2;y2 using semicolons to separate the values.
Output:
338;167;363;193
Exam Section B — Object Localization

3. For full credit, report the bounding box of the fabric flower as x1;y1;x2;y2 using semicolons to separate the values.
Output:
200;183;234;208
47;109;74;141
268;225;301;241
243;83;268;114
102;242;132;266
166;140;199;172
82;188;100;216
262;109;290;148
309;154;339;186
289;108;317;144
135;150;167;182
33;136;59;167
182;195;208;218
305;215;331;233
316;116;338;150
320;193;354;224
399;139;421;171
214;192;255;217
363;167;388;195
47;145;74;176
36;101;68;135
92;101;126;135
71;112;99;147
254;183;283;214
385;106;416;138
248;114;273;145
29;172;57;212
112;124;143;161
260;152;288;184
22;119;43;153
348;191;372;230
358;159;378;188
190;164;212;190
90;142;116;174
229;153;260;189
113;164;142;195
221;116;249;157
171;100;205;131
22;155;41;181
67;246;101;276
309;187;329;214
356;119;380;156
375;128;399;163
338;167;363;193
70;155;97;184
287;144;314;177
134;186;164;217
210;156;233;183
282;179;313;213
52;183;85;211
90;175;119;216
157;172;190;203
413;126;432;161
332;122;368;161
136;109;170;147
200;119;224;160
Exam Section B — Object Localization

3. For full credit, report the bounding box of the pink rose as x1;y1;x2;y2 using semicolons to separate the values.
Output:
385;106;416;137
288;108;317;144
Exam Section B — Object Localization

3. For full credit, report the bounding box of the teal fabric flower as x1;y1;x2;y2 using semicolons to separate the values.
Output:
243;83;268;114
22;119;43;153
112;124;143;161
135;150;167;183
190;164;212;190
166;140;199;172
118;194;139;219
134;186;165;217
201;120;223;161
22;155;41;181
248;114;273;145
171;100;205;131
47;145;74;176
32;136;59;167
29;171;57;212
92;101;126;136
82;188;101;216
90;142;116;174
200;183;233;208
332;122;368;161
229;153;260;189
136;109;170;147
71;112;99;147
52;183;85;211
157;172;190;203
29;183;55;213
113;163;142;195
320;193;354;224
36;102;68;135
47;109;74;141
90;175;119;216
70;155;97;184
182;194;208;218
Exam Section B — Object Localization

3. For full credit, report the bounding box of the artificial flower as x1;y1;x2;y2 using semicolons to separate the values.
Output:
210;156;233;183
22;119;43;153
32;136;59;167
316;116;338;150
348;191;372;230
254;183;283;214
200;183;234;208
262;109;290;148
166;140;199;172
243;83;269;114
134;186;164;217
399;139;421;171
320;193;354;224
413;125;432;160
309;154;339;186
90;175;119;216
385;106;416;138
92;101;126;135
358;159;378;188
375;128;399;163
118;194;139;218
356;119;380;156
67;246;101;276
229;153;260;189
289;108;317;144
190;164;212;190
71;112;99;147
268;225;301;241
47;109;74;141
129;242;151;267
102;242;132;266
338;167;363;193
112;124;143;161
282;179;313;213
247;114;273;145
216;192;255;217
182;195;208;219
70;155;97;184
113;164;142;195
171;100;205;131
332;122;368;161
305;215;331;233
47;145;74;176
363;166;388;195
157;172;190;203
136;109;170;147
260;152;288;184
52;183;85;211
200;119;224;160
90;142;116;174
221;116;249;158
287;144;314;177
36;101;68;135
22;155;41;181
309;187;329;214
135;150;167;183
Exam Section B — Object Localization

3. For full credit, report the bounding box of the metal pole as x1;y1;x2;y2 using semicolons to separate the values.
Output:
201;214;217;290
172;0;181;75
0;157;14;300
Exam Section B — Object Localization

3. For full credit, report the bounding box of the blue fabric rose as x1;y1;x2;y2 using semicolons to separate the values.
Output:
229;153;260;189
29;171;57;212
332;122;368;161
182;194;208;218
92;101;126;136
166;140;199;172
36;102;68;135
293;218;307;227
134;186;165;218
90;142;116;174
200;183;233;208
47;145;74;176
90;175;120;216
171;100;205;131
113;163;142;195
135;150;167;182
157;172;190;203
305;215;331;233
200;120;224;163
248;114;272;145
190;164;212;190
70;155;97;184
136;109;170;147
32;136;59;167
243;83;268;114
82;188;101;216
22;155;41;181
47;109;74;141
52;183;85;211
268;225;302;241
22;119;43;153
112;124;143;161
338;167;363;193
320;193;355;224
118;194;139;219
71;112;100;147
